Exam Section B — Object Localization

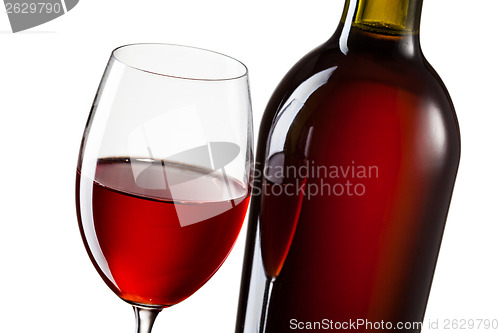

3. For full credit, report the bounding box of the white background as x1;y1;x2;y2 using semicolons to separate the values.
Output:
0;1;499;332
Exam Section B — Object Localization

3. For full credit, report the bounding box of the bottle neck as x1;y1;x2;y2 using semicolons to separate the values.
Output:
337;0;423;56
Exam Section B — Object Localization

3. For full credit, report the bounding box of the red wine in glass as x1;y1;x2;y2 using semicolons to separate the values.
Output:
77;157;250;307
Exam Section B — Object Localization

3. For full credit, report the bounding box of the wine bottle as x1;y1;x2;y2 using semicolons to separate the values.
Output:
235;0;460;332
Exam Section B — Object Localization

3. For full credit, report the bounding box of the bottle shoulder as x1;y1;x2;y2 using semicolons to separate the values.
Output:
262;41;455;123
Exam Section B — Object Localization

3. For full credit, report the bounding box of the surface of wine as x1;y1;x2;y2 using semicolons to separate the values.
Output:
236;22;460;333
76;158;250;307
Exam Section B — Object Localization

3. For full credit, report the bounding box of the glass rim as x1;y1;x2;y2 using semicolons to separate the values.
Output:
111;43;249;82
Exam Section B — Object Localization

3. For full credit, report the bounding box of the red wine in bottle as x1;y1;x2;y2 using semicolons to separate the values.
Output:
76;157;250;307
236;0;460;332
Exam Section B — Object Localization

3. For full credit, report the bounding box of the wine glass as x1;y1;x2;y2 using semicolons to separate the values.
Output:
75;43;253;333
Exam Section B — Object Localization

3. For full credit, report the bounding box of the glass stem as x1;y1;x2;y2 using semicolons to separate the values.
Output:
259;277;275;332
134;306;162;333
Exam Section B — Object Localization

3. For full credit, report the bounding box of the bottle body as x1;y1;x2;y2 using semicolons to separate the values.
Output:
236;8;460;333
